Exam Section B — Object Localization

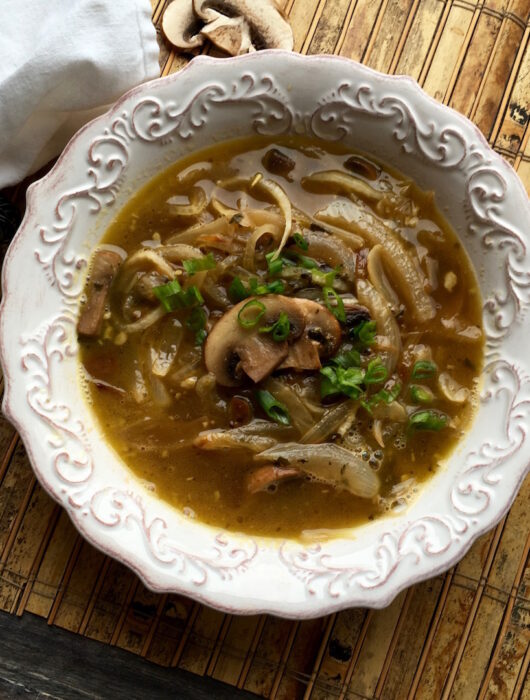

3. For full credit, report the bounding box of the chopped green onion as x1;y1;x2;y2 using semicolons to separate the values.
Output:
331;348;361;368
186;306;206;333
238;299;266;328
320;368;341;400
266;280;285;294
409;409;448;431
183;253;216;276
364;357;388;385
195;328;207;345
153;279;183;312
320;365;364;400
265;251;284;277
153;279;202;312
351;320;377;347
228;277;249;303
183;285;204;308
411;360;437;380
311;268;338;287
361;382;402;413
410;384;434;404
292;232;309;250
297;254;319;270
259;311;290;342
248;277;285;296
336;367;365;398
323;286;346;323
256;389;291;425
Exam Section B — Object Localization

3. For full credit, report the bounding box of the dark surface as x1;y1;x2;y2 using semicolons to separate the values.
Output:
0;611;260;699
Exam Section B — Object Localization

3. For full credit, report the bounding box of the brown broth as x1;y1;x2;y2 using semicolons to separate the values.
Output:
79;136;483;539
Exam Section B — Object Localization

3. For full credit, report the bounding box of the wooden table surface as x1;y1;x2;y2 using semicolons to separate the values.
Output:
0;1;529;699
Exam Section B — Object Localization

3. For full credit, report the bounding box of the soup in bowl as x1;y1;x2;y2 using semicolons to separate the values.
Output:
78;136;483;538
2;52;528;616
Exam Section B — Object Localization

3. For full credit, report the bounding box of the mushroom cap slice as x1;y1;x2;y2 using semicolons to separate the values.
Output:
204;294;306;387
194;0;293;50
279;299;341;370
200;15;253;55
162;0;205;50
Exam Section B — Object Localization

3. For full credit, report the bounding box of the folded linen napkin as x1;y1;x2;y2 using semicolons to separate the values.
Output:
0;0;160;188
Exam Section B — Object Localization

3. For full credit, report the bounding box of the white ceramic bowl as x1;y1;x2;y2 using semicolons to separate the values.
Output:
2;52;529;617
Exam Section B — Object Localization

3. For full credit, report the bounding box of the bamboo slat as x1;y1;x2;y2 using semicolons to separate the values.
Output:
1;0;529;698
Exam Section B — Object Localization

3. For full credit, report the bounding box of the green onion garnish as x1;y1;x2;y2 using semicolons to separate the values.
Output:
361;382;402;413
265;251;284;277
153;279;203;312
259;311;290;342
228;277;249;303
238;299;266;328
256;389;291;425
183;285;204;308
409;409;448;431
229;277;285;302
410;384;434;404
320;365;364;400
153;279;183;312
311;268;338;288
266;280;285;294
351;320;377;347
297;254;319;270
364;357;388;385
323;287;346;323
411;360;437;380
249;277;285;296
331;348;361;368
195;328;207;345
186;306;207;344
183;253;216;276
293;232;309;250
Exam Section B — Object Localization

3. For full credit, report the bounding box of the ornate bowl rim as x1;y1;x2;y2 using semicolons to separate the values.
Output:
1;51;529;618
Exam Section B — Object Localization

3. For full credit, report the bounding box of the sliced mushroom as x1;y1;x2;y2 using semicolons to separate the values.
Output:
279;299;341;371
262;149;296;178
246;465;301;494
204;295;305;386
162;0;204;50
201;14;253;55
194;0;293;51
78;250;122;338
341;297;372;335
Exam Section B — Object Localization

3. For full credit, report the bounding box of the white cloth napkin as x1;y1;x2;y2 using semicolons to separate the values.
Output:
0;0;160;188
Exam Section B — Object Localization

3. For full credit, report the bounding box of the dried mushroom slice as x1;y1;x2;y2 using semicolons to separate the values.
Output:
194;0;293;53
162;0;205;50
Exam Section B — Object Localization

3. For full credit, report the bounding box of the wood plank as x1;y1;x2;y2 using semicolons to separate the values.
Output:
366;0;418;74
51;542;106;632
211;615;264;686
0;610;259;700
307;608;366;699
274;617;328;700
422;5;474;101
243;617;297;697
306;0;352;55
338;0;386;62
380;576;445;698
346;591;407;698
177;605;226;675
143;595;195;665
395;0;445;80
24;510;80;618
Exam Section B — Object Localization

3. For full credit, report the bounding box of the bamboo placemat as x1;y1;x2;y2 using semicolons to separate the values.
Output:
1;1;529;697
